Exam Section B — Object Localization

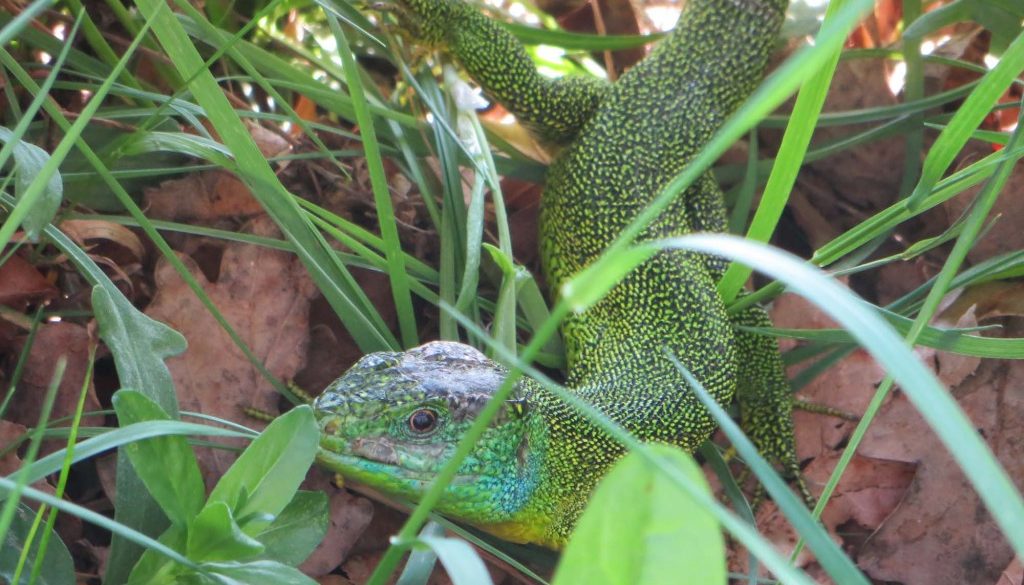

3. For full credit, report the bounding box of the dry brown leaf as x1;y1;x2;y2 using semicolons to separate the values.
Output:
781;57;905;233
727;502;829;577
873;257;932;307
299;473;375;577
246;119;292;159
144;215;318;484
59;219;146;264
0;254;58;307
858;321;1024;585
943;144;1024;264
769;294;883;463
296;269;396;393
8;322;103;451
805;452;915;532
943;281;1024;323
0;420;31;476
143;172;264;222
997;557;1024;585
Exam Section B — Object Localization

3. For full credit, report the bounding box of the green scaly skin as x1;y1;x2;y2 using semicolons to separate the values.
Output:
315;0;794;549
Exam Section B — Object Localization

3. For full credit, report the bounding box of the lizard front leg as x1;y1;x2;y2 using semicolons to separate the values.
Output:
377;0;609;146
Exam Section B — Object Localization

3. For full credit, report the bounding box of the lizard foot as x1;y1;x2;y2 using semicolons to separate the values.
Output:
241;380;314;422
794;398;859;421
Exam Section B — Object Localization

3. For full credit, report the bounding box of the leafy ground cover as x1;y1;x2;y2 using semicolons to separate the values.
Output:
2;0;1024;583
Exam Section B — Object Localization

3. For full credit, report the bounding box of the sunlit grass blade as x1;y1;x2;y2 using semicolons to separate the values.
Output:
907;28;1024;207
669;355;869;585
136;0;399;352
718;0;849;301
331;15;418;347
445;309;820;585
659;233;1024;560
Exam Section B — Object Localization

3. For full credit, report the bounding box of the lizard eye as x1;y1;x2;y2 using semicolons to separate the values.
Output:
408;409;438;434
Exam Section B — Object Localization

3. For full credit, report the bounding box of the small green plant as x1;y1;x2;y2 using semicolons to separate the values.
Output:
114;393;324;584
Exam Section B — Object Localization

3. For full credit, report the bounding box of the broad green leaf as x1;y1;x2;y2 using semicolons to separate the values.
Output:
0;126;62;241
112;390;205;528
0;477;195;582
553;445;725;585
184;560;318;585
125;525;188;585
187;502;265;562
252;491;328;566
207;406;319;533
0;504;75;585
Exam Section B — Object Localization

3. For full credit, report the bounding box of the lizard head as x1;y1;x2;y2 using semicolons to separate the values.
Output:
313;341;548;529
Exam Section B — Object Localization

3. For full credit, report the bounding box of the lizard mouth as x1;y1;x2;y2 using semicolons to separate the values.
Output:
318;435;476;484
350;437;400;466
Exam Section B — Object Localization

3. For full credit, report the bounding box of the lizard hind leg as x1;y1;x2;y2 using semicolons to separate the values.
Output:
731;304;814;508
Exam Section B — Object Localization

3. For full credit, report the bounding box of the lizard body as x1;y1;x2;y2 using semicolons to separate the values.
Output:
315;0;795;548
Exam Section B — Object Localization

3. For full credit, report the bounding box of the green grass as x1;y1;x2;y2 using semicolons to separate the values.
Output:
2;0;1024;583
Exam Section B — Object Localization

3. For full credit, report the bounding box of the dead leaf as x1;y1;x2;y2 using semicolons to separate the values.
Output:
295;269;396;394
144;172;264;222
805;452;915;532
768;294;883;463
59;219;146;264
8;322;103;450
858;320;1024;585
0;420;32;477
246;119;292;159
144;215;318;484
299;474;375;577
779;58;906;233
0;253;57;307
997;557;1024;585
943;281;1024;323
727;502;827;576
943;144;1024;263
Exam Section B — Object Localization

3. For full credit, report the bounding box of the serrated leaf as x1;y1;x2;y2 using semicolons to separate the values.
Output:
207;406;319;534
553;445;725;585
112;390;205;528
252;491;328;566
92;286;186;415
187;502;265;562
92;284;187;585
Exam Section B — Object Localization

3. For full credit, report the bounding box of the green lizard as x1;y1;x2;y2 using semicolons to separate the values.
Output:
315;0;795;549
